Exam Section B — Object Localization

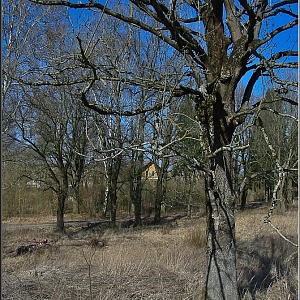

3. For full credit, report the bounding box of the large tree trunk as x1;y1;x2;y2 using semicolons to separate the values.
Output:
204;150;239;300
240;188;247;211
200;94;239;299
130;148;143;227
109;156;122;227
72;185;81;214
133;114;145;226
130;171;142;226
154;157;168;224
133;177;142;226
109;186;117;226
56;189;67;232
56;170;69;232
133;150;143;226
109;170;118;227
154;176;163;224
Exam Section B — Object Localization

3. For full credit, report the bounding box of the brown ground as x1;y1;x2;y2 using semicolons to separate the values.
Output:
2;205;298;300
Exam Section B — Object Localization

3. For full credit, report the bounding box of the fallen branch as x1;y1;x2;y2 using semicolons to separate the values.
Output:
16;239;50;255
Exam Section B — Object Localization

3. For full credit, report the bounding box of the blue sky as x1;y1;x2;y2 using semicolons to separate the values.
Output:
65;1;298;97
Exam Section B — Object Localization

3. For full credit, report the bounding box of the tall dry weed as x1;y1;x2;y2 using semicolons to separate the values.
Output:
183;224;206;248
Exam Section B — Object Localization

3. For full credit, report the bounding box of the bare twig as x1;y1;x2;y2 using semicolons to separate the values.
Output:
264;220;298;247
81;248;97;300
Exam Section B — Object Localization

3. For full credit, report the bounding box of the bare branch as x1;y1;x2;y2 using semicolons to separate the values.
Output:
265;221;298;247
257;19;298;48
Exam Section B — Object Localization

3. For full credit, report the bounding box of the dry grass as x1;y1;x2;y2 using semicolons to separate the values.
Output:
2;206;298;300
183;224;206;249
236;207;298;300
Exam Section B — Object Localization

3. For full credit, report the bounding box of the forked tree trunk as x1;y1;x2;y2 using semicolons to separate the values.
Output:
204;150;239;300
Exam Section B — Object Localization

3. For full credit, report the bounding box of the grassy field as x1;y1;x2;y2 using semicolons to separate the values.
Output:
2;205;298;300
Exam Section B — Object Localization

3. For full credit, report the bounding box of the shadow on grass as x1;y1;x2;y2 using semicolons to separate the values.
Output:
237;235;298;300
64;213;187;239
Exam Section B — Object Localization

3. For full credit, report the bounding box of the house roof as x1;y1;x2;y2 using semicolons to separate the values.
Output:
142;162;160;172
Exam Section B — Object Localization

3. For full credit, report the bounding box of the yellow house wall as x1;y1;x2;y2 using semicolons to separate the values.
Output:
143;164;158;179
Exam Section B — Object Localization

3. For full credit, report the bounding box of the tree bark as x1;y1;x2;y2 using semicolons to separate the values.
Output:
133;177;142;226
109;156;121;227
72;185;81;214
276;172;287;214
286;177;293;205
56;162;69;232
133;114;145;226
56;189;67;232
154;176;163;224
154;157;168;224
132;150;143;226
200;92;239;299
109;187;117;226
204;150;238;300
130;175;142;226
102;175;109;218
240;189;247;211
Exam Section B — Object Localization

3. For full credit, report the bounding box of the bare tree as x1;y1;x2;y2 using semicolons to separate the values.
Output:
251;88;298;218
89;91;123;226
22;0;299;298
151;100;180;224
128;112;146;226
67;101;91;214
171;96;207;214
235;82;298;212
2;2;94;231
10;86;72;231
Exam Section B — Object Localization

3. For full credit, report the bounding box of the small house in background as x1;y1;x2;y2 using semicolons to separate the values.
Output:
26;180;41;189
142;162;159;180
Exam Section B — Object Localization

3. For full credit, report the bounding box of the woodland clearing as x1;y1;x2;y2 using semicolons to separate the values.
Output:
2;205;298;300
